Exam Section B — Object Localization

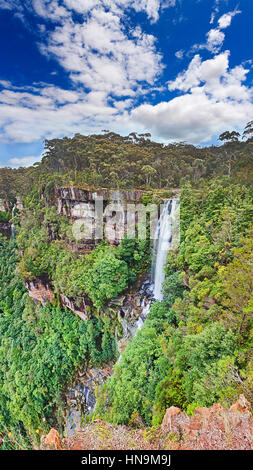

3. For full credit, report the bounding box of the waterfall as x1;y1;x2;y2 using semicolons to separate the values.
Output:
11;204;16;238
65;197;179;435
152;199;178;301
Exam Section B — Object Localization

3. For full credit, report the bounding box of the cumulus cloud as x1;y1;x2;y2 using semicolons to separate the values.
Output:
0;1;171;99
0;81;121;142
40;9;163;98
0;0;251;148
218;9;241;29
193;8;241;54
0;0;174;23
128;52;253;143
0;0;173;143
7;155;41;167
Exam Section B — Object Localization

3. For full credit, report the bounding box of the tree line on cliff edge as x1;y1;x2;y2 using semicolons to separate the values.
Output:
0;125;252;448
0;123;253;201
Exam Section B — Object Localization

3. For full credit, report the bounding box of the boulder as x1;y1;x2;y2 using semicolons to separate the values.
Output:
44;429;62;450
230;394;251;413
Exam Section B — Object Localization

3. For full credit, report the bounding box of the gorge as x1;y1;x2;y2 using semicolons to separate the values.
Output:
64;195;180;437
0;132;252;450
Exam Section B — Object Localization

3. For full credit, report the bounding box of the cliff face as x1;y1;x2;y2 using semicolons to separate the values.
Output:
25;279;91;320
41;395;253;450
25;186;154;311
55;186;147;252
25;280;55;307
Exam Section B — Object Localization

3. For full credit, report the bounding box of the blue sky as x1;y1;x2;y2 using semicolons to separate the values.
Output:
0;0;252;167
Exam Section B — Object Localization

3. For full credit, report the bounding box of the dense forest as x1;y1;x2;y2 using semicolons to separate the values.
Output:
0;124;253;201
0;127;252;449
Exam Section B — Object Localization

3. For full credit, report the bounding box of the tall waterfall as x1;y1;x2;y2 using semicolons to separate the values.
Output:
152;199;179;301
11;204;16;238
65;197;179;434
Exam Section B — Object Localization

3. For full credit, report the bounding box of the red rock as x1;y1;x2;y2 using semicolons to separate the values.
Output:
211;403;224;412
230;395;251;413
44;429;62;450
194;407;211;419
41;397;253;451
162;406;181;427
25;280;55;306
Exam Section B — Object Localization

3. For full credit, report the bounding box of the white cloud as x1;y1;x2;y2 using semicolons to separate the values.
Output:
206;28;225;52
127;52;253;143
0;0;174;23
38;6;164;98
175;49;184;59
0;0;251;149
168;52;230;92
218;9;241;29
0;0;170;143
8;155;41;167
193;8;241;54
0;0;18;9
0;81;121;142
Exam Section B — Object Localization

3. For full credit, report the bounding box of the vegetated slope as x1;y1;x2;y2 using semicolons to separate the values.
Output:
0;131;253;201
95;180;253;426
0;131;252;449
0;236;116;449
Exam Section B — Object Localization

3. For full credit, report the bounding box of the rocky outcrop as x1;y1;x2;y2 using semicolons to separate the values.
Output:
26;279;91;320
56;187;145;206
43;429;63;450
25;280;55;307
109;278;154;354
59;294;89;321
41;395;253;450
56;187;145;223
161;395;253;450
55;187;147;251
0;198;11;212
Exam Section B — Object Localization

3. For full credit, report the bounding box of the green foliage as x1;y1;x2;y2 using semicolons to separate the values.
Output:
0;211;11;223
0;236;116;445
83;251;129;308
0;135;252;445
176;323;236;403
1;131;253;201
96;178;253;427
96;301;180;425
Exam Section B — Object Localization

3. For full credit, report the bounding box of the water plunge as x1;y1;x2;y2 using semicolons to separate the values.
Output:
152;198;178;301
64;197;179;434
11;204;16;238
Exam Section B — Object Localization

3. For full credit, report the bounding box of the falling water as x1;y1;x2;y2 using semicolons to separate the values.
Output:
65;197;179;435
152;199;178;301
11;204;16;238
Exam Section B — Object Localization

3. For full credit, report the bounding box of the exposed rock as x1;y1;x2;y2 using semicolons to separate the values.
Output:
54;186;147;252
25;280;55;307
60;294;89;321
0;222;11;238
42;396;253;450
229;394;251;413
0;199;11;212
162;406;181;428
162;397;253;450
16;196;23;211
25;278;91;320
64;363;114;438
43;429;62;450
